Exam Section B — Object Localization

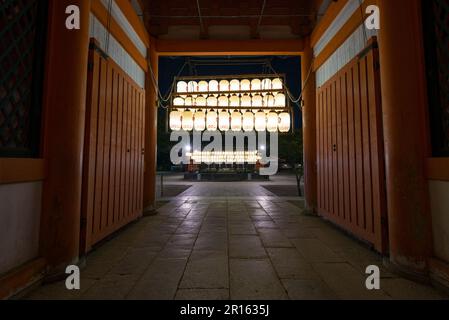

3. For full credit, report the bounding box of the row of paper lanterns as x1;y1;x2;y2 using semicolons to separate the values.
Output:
187;151;261;164
173;93;286;108
177;78;284;94
170;110;291;133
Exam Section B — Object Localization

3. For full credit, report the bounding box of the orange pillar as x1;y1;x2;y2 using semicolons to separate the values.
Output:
377;0;433;275
40;0;91;268
301;37;318;212
143;39;159;212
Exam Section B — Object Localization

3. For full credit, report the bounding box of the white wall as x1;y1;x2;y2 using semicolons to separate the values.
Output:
0;182;42;275
429;180;449;262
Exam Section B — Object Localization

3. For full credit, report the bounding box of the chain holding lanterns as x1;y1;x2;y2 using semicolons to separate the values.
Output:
167;74;293;134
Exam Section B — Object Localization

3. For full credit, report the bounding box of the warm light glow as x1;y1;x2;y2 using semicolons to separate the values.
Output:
207;110;218;131
243;111;254;132
255;111;266;132
279;112;291;133
177;81;188;93
231;111;242;132
274;93;286;107
264;94;275;108
229;94;240;107
241;94;252;107
185;97;194;106
187;150;261;164
196;96;207;107
187;81;198;93
207;96;218;107
194;110;206;131
209;80;219;92
267;112;278;132
230;79;240;91
218;95;229;107
272;78;283;90
173;97;185;106
182;110;194;131
262;78;272;90
251;79;261;91
252;94;263;108
198;81;208;93
169;111;182;131
241;79;251;91
219;111;230;132
219;80;229;92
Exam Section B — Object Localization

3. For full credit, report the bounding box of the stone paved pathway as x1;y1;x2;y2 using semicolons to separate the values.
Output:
25;196;448;300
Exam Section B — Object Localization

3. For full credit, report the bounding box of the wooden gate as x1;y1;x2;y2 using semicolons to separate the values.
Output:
316;39;388;253
80;41;145;253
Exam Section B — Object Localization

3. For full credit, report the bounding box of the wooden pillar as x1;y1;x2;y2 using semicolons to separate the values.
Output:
377;0;433;275
301;37;318;212
143;39;158;211
40;0;91;268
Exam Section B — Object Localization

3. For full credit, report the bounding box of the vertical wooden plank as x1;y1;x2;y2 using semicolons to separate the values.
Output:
329;82;335;216
316;90;322;211
324;86;329;213
139;91;145;212
348;65;358;227
114;73;124;225
125;82;131;219
341;70;351;224
108;68;118;227
360;56;374;235
121;80;129;222
130;87;137;216
336;76;344;220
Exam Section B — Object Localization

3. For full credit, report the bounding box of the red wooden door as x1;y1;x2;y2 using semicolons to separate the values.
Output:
80;42;145;253
316;39;388;253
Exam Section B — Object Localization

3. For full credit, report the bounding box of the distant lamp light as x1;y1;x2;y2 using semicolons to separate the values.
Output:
169;110;182;131
231;111;242;132
219;80;230;92
219;111;230;132
279;112;291;133
241;79;251;91
272;78;283;90
182;110;194;131
173;97;185;107
243;111;254;132
230;79;240;91
267;112;278;132
251;79;262;91
194;110;206;131
177;81;188;93
218;95;229;107
207;110;218;131
255;111;266;132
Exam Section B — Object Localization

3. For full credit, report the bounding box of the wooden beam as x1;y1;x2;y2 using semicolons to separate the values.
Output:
311;0;349;47
156;39;304;56
427;158;449;181
115;0;150;47
0;158;45;184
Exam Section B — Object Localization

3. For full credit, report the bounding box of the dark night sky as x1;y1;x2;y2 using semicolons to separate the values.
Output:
158;55;303;129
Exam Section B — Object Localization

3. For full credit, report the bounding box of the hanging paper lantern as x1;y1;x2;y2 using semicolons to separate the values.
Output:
184;96;194;106
251;79;262;91
267;112;278;132
272;78;283;90
196;96;207;107
218;95;229;107
252;94;263;108
279;112;291;133
198;81;208;93
255;111;266;132
207;96;218;107
241;94;252;107
209;80;219;93
230;79;240;91
177;81;188;93
274;93;286;107
194;110;206;131
182;110;194;131
263;94;275;108
241;79;251;91
229;94;240;107
219;111;230;132
261;78;272;90
169;110;182;131
173;97;185;107
243;111;254;132
207;110;218;131
231;111;242;132
187;81;198;94
219;80;230;92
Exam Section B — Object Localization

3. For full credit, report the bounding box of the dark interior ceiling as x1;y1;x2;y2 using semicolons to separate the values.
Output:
141;0;325;40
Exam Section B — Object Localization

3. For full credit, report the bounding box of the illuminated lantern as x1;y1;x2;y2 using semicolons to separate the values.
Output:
207;96;218;108
173;97;185;107
219;80;229;92
184;96;194;107
243;111;254;132
274;93;286;108
219;111;230;131
194;110;206;131
272;78;283;90
263;94;275;108
169;110;182;131
252;94;263;108
261;78;272;90
209;80;219;93
279;112;291;133
198;81;208;93
230;79;240;91
207;110;218;131
267;112;278;132
241;94;252;107
251;79;261;91
218;95;229;107
187;81;198;94
229;94;240;107
177;81;188;93
241;79;251;91
196;96;207;107
255;111;266;132
231;111;242;132
182;110;194;131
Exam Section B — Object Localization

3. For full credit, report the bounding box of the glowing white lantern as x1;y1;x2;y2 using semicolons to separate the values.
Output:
207;110;218;131
173;97;185;107
251;79;262;91
209;80;219;93
177;81;188;93
279;112;291;133
255;111;266;132
272;78;283;90
262;78;272;90
207;96;218;107
187;81;198;93
243;111;254;132
218;95;229;107
230;79;240;91
182;110;194;131
229;94;240;107
219;111;230;131
274;93;286;107
241;94;252;107
231;111;242;132
169;110;182;131
241;79;251;91
196;96;207;107
263;94;275;108
194;110;206;131
252;94;263;108
198;81;208;93
184;97;194;107
219;80;229;92
267;112;278;132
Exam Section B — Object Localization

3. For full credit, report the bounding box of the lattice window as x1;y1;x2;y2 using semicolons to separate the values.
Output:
0;0;47;157
424;0;449;156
